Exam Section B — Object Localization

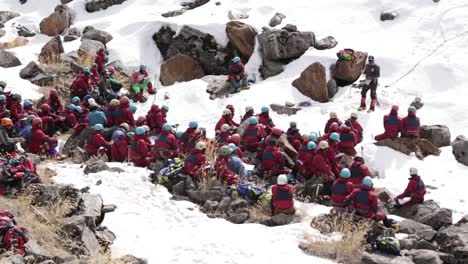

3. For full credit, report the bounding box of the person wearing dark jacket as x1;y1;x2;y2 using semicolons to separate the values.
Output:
331;168;355;209
0;118;23;153
395;167;426;207
271;174;295;215
358;56;380;112
401;106;420;138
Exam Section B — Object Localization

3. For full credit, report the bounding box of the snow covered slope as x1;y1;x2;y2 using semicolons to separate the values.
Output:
1;0;468;262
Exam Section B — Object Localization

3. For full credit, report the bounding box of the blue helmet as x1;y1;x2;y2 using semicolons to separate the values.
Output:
23;100;32;107
0;95;6;101
75;105;83;113
93;124;104;131
330;132;340;142
111;129;125;142
227;143;237;152
135;126;145;135
308;132;318;142
362;176;373;188
231;56;241;64
176;131;184;138
130;104;137;113
162;105;169;112
71;96;80;104
261;106;269;113
340;168;351;179
162;123;172;131
67;104;76;111
189;121;198;129
248;116;258;125
83;94;92;102
82;67;91;74
307;141;316;150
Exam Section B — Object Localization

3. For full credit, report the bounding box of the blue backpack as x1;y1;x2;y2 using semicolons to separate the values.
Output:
227;181;266;203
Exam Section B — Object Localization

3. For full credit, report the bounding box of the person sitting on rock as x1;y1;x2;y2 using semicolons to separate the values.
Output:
131;65;155;103
287;121;302;151
215;109;237;136
227;134;247;161
348;155;371;186
0;118;24;154
260;137;289;180
241;117;266;152
395;167;426;207
216;124;231;145
345;112;364;143
95;48;107;74
46;89;64;114
344;176;383;220
226;104;240;127
182;141;207;180
84;124;111;158
71;67;93;100
228;57;249;93
338;124;358;156
271;174;295;216
28;118;59;157
19;115;35;151
401;106;420;139
153;123;179;160
129;127;151;167
358;55;380;112
324;112;343;134
296;141;316;179
215;146;238;185
113;97;136;128
257;106;275;134
241;106;254;123
375;105;402;141
87;102;108;127
106;66;123;93
331;168;355;211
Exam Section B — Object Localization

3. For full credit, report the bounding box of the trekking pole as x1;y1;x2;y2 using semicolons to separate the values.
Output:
361;146;364;157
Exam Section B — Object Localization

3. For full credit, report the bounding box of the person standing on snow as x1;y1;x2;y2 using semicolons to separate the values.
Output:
358;56;380;113
228;57;249;93
395;167;426;207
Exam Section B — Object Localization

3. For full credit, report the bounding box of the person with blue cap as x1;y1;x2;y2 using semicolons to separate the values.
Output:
296;141;317;179
129;127;152;167
71;67;92;99
241;116;267;152
153;123;179;160
287;121;302;151
331;168;355;209
84;123;111;158
228;56;249;93
258;106;275;134
344;176;384;220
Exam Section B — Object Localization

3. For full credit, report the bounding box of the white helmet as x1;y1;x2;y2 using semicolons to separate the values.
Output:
351;112;358;119
318;140;329;150
330;112;337;118
223;109;232;116
142;125;150;132
245;106;253;112
196;141;207;151
409;167;418;176
277;174;288;185
221;124;231;132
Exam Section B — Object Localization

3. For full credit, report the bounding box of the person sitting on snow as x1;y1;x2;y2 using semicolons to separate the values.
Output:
153;123;179;160
84;124;111;158
258;106;275;134
226;104;240;127
338;124;358;156
312;141;335;192
131;65;155;102
260;137;289;180
114;97;136;128
324;112;343;134
375;105;402;141
344;176;383;220
296;141;316;179
129;127;152;167
228;57;249;93
215;109;237;136
182;141;207;180
271;174;295;216
394;167;426;207
401;106;420;139
331;168;355;210
106;66;123;93
345;112;364;143
287;121;302;151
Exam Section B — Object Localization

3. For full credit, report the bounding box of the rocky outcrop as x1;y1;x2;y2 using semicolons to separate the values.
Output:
451;135;468;166
361;253;415;264
420;125;451;148
39;5;72;36
160;54;205;86
399;219;437;241
333;51;367;85
435;215;468;262
313;36;338;50
78;39;105;60
269;12;286;27
374;138;440;160
0;49;21;68
85;0;128;13
0;11;20;23
392;200;452;230
226;21;257;60
292;62;328;103
84;158;125;175
39;36;64;64
19;61;55;86
81;28;113;45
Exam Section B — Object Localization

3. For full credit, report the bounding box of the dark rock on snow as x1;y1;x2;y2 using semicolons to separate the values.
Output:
410;97;424;110
392;200;452;230
270;103;301;116
419;125;451;148
404;249;443;264
115;255;148;264
39;5;72;36
398;219;437;241
162;0;210;18
327;79;338;98
333;51;367;85
269;12;286;27
434;215;468;262
203;200;219;212
451;135;468;166
0;11;20;23
62;27;81;42
85;0;128;13
361;252;415;264
16;25;36;37
380;12;398;21
20;61;45;79
159;54;205;86
39;35;64;64
292;62;329;103
0;49;21;68
82;28;113;45
313;36;338;50
374;137;441;160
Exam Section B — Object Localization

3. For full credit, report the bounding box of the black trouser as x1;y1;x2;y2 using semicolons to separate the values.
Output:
361;80;378;100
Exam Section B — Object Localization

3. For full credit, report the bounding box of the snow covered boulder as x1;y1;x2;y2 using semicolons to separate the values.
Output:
39;5;72;36
420;125;451;148
292;62;329;103
82;28;113;45
226;21;257;59
85;0;128;13
451;135;468;166
269;12;286;27
374;138;440;160
313;36;338;50
392;200;452;230
333;51;367;85
160;54;205;86
39;35;64;64
0;11;20;23
0;49;21;68
78;39;105;61
203;75;231;99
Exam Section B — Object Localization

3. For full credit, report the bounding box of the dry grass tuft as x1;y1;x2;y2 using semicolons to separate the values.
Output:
78;52;96;67
0;37;29;49
36;165;57;185
248;202;271;223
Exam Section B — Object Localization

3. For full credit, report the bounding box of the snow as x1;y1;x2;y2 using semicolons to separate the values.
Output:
1;0;468;262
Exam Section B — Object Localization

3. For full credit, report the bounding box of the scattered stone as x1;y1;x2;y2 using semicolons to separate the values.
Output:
400;235;420;250
95;226;116;247
282;24;297;32
227;10;249;20
82;28;113;45
39;35;64;64
85;0;128;13
0;49;21;68
415;240;438;250
30;73;55;86
228;210;249;224
216;197;231;212
203;200;219;212
16;25;36;37
162;0;210;17
361;252;415;264
226;21;257;59
0;11;20;23
451;135;468;166
399;219;437;241
114;255;148;264
102;204;117;214
81;193;104;225
172;180;187;196
327;79;338;98
380;12;398;21
187;188;224;204
374;138;441;160
313;36;338;50
392;200;452;230
25;239;54;260
84;159;109;174
420;125;451;148
81;226;101;256
19;61;44;79
410;97;424;110
39;5;72;36
271;213;294;226
0;22;3;29
285;101;295;107
406;249;443;264
269;12;286;27
292;62;328;103
435;219;468;261
62;27;81;42
333;51;367;85
229;198;249;211
270;103;301;115
0;29;4;38
160;54;205;86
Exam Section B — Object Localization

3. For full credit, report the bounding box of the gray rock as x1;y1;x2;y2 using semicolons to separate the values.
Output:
437;252;456;264
19;61;45;79
85;0;128;12
392;200;452;230
16;25;36;37
406;249;442;264
399;219;437;241
0;22;3;29
84;159;110;174
82;26;94;34
78;39;105;58
410;97;424;110
271;213;294;226
203;200;219;212
82;28;113;45
270;103;301;115
313;36;338;50
187;188;224;204
229;198;249;211
81;193;104;225
258;29;315;61
420;125;451;148
81;226;100;256
216;197;231;212
327;79;338;98
61;0;74;4
452;135;468;166
161;10;186;18
102;204;116;214
162;0;210;17
361;253;415;264
114;255;148;264
415;240;437;250
30;73;55;86
285;101;295;107
39;35;64;64
380;12;398;21
259;58;284;79
229;211;249;224
435;220;468;261
269;12;286;27
0;11;20;23
0;29;4;38
28;184;82;214
62;27;81;42
172;180;187;196
203;75;231;99
25;239;54;260
400;235;420;250
0;49;21;68
227;10;249;20
282;24;297;32
95;226;116;246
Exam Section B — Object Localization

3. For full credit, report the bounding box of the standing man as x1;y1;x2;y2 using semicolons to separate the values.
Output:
358;56;380;113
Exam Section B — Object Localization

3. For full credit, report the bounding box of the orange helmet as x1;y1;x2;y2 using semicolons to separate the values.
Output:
228;134;240;145
1;118;12;127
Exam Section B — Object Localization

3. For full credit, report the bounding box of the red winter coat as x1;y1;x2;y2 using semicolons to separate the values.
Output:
297;146;315;177
153;130;179;159
47;95;64;114
241;124;266;151
71;73;92;98
396;175;426;203
182;149;206;177
153;111;167;133
114;106;135;128
344;186;379;219
1;225;29;256
10;102;26;121
258;113;274;133
111;136;130;162
28;127;57;154
215;116;236;135
104;105;118;127
347;119;363;143
228;62;247;81
180;127;197;152
375;111;401;141
215;156;238;185
60;109;78;128
261;145;288;176
146;105;161;129
241;111;254;123
271;184;295;215
324;117;342;134
312;150;334;181
95;51;106;73
85;131;111;157
401;112;420;138
338;127;357;156
331;178;355;207
216;131;231;145
348;161;371;185
129;134;150;167
287;128;302;151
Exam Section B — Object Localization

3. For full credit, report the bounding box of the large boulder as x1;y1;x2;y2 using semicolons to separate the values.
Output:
327;79;338;98
361;253;414;264
313;36;338;50
19;61;44;79
0;11;20;23
452;135;468;166
392;200;452;230
269;13;286;27
0;49;21;68
38;36;64;64
292;62;328;103
420;125;451;148
81;28;113;45
85;0;128;12
374;138;441;160
203;75;231;100
78;39;105;60
160;54;205;86
226;21;257;59
333;51;367;85
405;250;442;264
399;219;437;241
434;215;468;262
39;5;71;36
80;193;104;226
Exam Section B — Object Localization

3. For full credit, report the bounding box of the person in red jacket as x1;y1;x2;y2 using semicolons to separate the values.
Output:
312;141;335;183
9;94;26;122
182;142;207;180
60;105;79;130
90;63;101;83
179;121;199;153
71;68;92;99
113;97;136;128
401;106;420;138
348;156;371;186
395;167;426;207
22;100;37;116
296;141;316;179
326;132;342;176
46;88;63;114
324;112;342;134
129;127;151;167
241;106;254;123
215;146;238;185
28;118;58;157
338;124;358;156
344;176;382;220
227;134;246;162
226;104;240;127
104;99;119;127
375;105;402;141
84;124;111;158
271;174;295;215
287;121;302;151
331;168;355;209
321;122;339;142
95;48;106;74
0;216;29;257
260;137;289;178
216;124;231;145
37;103;60;136
146;105;160;132
241;117;266;152
131;65;155;102
258;106;274;134
215;109;236;135
154;105;169;134
228;57;249;93
153;123;179;160
346;112;364;143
